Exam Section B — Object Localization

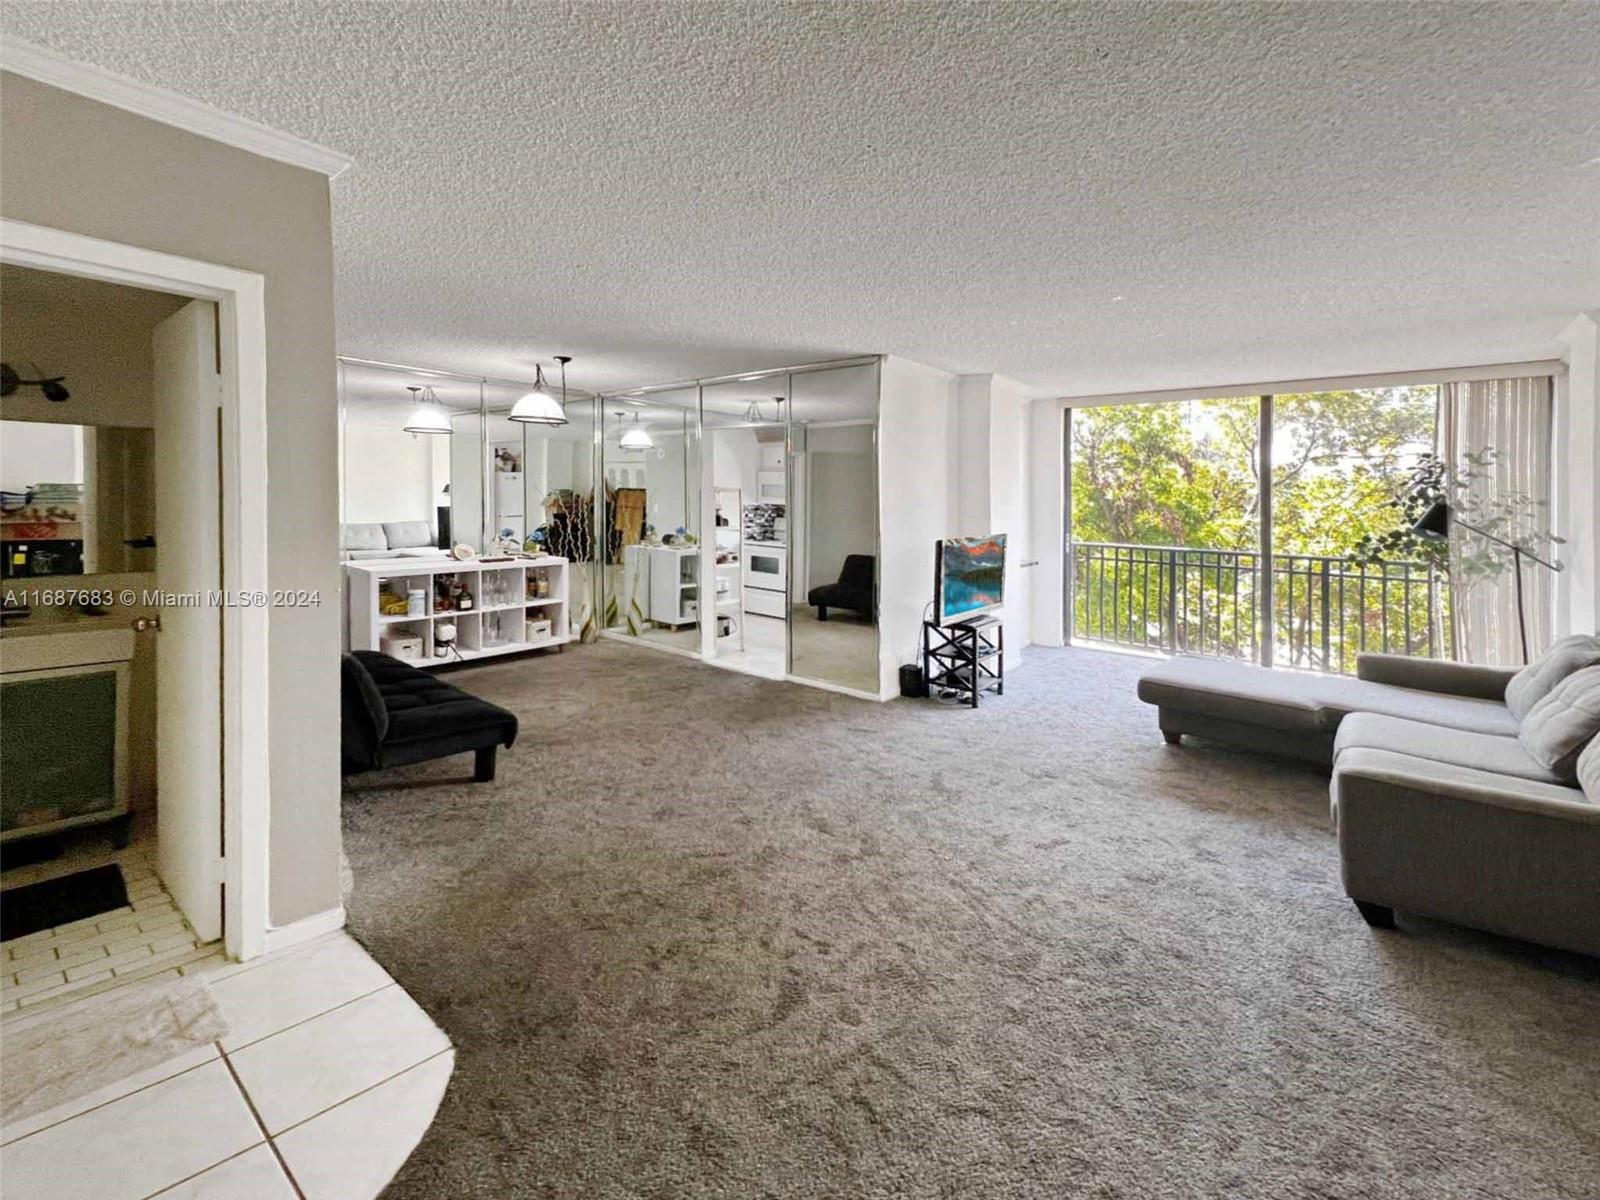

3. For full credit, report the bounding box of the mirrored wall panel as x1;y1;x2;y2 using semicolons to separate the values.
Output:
703;378;788;678
601;387;701;650
788;363;879;692
337;359;600;654
484;379;599;641
2;421;156;578
339;361;476;562
598;358;879;695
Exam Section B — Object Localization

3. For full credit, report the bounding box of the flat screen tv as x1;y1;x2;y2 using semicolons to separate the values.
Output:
935;534;1006;626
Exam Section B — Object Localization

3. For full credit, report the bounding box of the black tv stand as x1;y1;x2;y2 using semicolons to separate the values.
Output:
922;615;1004;708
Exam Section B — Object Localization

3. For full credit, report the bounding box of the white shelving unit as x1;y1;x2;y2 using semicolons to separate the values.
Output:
346;556;572;668
647;545;699;627
713;486;742;648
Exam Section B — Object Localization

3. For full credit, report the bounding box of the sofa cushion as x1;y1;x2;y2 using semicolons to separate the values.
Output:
1504;634;1600;720
1137;657;1519;737
343;523;387;552
352;650;517;746
339;653;389;769
1334;712;1562;784
386;546;450;560
382;521;434;550
1518;665;1600;783
1578;735;1600;800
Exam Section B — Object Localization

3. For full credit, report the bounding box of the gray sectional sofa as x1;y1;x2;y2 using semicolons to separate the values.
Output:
1137;640;1600;957
341;520;449;562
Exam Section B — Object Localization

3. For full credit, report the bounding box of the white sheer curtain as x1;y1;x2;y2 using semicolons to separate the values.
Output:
1436;376;1554;665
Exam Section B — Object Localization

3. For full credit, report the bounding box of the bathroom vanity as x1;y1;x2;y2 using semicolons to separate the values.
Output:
0;619;134;845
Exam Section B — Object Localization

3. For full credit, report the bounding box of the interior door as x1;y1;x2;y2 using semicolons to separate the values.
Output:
152;300;223;943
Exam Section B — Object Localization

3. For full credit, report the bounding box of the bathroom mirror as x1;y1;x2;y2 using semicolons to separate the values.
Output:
1;420;156;578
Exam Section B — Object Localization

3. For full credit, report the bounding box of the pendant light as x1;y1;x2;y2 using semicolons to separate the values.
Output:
403;385;452;435
619;411;653;450
509;355;571;426
742;395;785;424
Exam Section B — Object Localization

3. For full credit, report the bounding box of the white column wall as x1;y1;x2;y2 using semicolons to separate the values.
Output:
952;373;1032;668
878;356;958;697
1555;312;1600;636
1028;400;1066;648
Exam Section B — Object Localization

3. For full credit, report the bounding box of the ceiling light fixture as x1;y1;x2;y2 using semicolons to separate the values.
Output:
509;356;571;426
403;385;451;434
742;395;785;424
619;411;653;450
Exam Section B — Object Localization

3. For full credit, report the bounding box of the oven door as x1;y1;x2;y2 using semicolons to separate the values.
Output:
743;545;788;593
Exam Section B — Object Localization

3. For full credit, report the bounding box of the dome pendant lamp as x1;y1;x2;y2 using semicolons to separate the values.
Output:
510;356;571;426
403;385;452;435
619;411;653;450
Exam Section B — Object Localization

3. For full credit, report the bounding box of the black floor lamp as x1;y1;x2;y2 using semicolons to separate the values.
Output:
1411;499;1560;663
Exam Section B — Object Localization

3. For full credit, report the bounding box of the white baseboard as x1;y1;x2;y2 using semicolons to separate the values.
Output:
261;906;347;956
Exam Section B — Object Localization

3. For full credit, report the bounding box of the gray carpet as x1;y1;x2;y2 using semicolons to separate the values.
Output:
342;642;1600;1199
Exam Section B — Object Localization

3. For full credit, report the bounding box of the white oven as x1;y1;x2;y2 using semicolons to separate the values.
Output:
743;542;787;593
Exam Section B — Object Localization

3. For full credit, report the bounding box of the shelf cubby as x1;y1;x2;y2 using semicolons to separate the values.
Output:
346;555;573;669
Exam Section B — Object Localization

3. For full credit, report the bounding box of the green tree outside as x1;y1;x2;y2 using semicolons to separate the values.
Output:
1070;387;1446;669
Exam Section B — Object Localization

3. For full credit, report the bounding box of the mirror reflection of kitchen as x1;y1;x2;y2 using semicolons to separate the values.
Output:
704;384;788;680
2;263;228;991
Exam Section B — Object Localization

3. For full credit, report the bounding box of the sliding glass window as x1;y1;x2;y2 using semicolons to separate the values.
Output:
1065;381;1516;672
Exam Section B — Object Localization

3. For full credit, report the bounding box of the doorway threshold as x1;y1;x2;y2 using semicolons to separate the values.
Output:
2;838;221;1023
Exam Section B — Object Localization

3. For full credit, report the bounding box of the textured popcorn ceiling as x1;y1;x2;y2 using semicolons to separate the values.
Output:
5;2;1598;397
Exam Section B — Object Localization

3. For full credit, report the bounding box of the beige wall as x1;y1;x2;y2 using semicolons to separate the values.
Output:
0;264;184;427
1;73;342;926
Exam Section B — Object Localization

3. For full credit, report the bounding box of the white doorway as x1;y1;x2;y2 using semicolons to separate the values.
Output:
152;300;224;943
2;219;271;962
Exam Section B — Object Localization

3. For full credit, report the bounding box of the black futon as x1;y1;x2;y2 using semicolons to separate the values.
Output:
807;554;875;620
341;651;518;781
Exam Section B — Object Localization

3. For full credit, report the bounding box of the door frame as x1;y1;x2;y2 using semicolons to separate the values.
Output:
1;218;271;961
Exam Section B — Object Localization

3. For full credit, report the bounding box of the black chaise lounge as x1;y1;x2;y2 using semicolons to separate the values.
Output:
808;554;875;621
341;651;518;782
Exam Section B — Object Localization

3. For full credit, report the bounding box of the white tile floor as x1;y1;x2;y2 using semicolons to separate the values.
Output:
712;612;786;679
0;931;451;1200
3;845;221;1019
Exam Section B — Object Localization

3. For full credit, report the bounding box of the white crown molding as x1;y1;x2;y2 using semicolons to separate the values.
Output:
1;34;353;179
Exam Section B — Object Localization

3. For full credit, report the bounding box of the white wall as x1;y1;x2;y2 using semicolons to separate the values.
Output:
956;376;992;534
1028;400;1066;647
1555;311;1599;636
989;375;1030;667
342;424;434;528
878;355;958;697
711;426;760;498
646;431;690;536
1;420;81;491
448;409;484;548
951;374;1032;667
804;424;874;591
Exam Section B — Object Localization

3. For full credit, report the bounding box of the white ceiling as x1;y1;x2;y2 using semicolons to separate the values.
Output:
5;2;1597;397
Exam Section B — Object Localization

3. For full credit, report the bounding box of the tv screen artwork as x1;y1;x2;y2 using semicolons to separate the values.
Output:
937;534;1006;625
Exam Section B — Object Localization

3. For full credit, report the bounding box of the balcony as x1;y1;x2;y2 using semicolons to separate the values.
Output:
1070;541;1452;674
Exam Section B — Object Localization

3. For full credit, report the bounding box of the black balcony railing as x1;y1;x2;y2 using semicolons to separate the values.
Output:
1070;541;1451;673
